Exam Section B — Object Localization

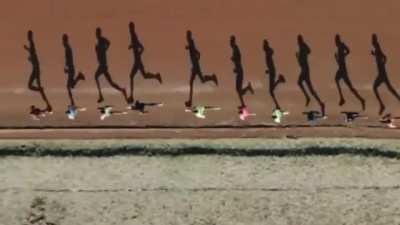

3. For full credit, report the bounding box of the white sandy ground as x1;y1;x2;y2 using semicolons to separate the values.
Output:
0;138;400;224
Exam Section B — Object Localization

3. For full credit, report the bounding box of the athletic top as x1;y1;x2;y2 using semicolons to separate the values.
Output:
380;117;397;128
66;105;78;120
380;118;391;124
342;112;359;122
272;109;288;123
304;111;322;122
127;101;146;113
104;107;112;115
100;106;113;120
194;106;206;119
239;107;251;121
30;106;45;120
135;101;145;112
381;119;396;128
30;107;42;116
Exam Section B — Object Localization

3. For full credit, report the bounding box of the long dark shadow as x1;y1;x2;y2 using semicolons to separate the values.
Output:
127;22;162;103
63;34;85;106
1;145;400;159
184;30;218;107
263;39;285;109
334;34;365;110
230;35;254;108
24;30;52;112
296;35;325;116
371;33;400;115
94;27;127;103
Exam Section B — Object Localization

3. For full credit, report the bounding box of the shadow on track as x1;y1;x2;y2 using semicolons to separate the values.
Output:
24;30;52;112
334;34;365;110
230;35;254;108
296;35;325;115
263;39;285;109
127;22;162;103
185;30;218;107
371;34;400;115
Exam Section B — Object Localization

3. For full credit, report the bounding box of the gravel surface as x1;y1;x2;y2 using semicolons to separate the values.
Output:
1;138;400;225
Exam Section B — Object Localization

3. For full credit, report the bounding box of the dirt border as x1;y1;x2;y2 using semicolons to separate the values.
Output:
0;126;398;139
0;138;399;157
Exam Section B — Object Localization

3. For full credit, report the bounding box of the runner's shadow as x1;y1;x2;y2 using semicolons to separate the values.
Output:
371;34;400;115
334;34;365;110
128;22;162;103
94;27;127;103
63;34;85;106
263;39;285;109
184;30;217;107
230;35;253;108
24;30;52;111
296;35;325;115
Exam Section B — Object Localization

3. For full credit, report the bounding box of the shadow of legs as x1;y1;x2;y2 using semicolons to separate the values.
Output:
373;78;385;115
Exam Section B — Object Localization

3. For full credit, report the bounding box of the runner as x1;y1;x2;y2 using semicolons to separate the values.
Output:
98;105;128;120
238;105;256;121
29;105;49;120
303;110;327;124
272;108;289;124
341;111;368;123
127;100;163;114
185;105;221;119
65;105;87;120
380;113;400;128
